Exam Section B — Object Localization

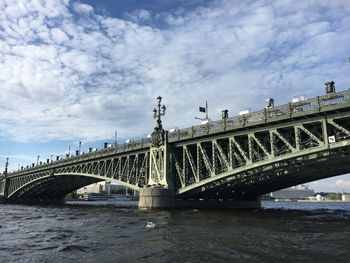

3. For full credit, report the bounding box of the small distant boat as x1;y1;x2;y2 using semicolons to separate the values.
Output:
275;198;292;202
84;192;109;201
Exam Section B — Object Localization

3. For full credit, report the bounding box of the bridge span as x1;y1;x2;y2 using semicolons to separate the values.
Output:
1;84;350;209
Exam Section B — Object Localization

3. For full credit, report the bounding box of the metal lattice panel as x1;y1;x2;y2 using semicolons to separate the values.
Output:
173;113;350;199
4;149;149;200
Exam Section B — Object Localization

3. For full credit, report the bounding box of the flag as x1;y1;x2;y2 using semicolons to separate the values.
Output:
199;106;206;113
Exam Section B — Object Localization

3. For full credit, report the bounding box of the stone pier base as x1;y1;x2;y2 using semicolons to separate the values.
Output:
139;188;261;210
138;188;175;210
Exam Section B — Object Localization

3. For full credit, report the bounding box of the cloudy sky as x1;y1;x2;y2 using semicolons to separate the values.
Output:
0;0;350;192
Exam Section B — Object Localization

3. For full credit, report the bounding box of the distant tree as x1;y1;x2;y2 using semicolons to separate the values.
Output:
325;193;342;200
65;191;83;200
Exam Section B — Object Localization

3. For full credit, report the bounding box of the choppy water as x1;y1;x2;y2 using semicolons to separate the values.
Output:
0;201;349;263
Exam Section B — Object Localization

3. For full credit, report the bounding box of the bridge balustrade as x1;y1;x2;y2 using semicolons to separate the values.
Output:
168;89;350;142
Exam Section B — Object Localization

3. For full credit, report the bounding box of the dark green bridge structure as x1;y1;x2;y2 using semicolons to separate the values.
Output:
1;86;350;208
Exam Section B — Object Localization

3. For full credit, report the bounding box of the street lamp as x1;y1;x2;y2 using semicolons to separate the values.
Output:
4;157;9;177
151;96;166;147
153;96;166;131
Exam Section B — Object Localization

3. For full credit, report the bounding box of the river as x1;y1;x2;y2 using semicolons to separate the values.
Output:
0;201;349;263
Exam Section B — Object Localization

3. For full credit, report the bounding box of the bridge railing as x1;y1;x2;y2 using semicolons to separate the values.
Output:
9;138;151;176
168;89;350;142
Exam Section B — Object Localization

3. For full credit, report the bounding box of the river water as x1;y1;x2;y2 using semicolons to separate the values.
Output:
0;201;349;263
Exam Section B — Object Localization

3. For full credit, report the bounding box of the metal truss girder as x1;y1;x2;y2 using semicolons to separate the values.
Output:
296;125;323;145
328;119;350;136
230;137;250;163
182;147;187;182
250;147;260;160
174;153;185;188
213;141;229;170
149;145;169;186
294;126;301;151
5;148;150;200
139;152;149;185
152;152;161;180
198;143;213;175
121;157;129;179
106;161;113;177
100;161;106;176
113;159;121;178
232;149;244;164
130;156;138;179
177;143;335;196
271;129;296;153
86;164;92;174
249;134;272;159
196;145;201;181
92;162;99;175
184;146;198;182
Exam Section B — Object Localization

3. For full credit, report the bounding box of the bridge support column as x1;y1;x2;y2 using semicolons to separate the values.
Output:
0;176;9;203
139;110;176;209
139;188;175;209
139;140;176;210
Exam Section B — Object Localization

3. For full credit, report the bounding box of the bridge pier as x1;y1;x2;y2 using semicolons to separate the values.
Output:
138;188;261;210
138;187;175;210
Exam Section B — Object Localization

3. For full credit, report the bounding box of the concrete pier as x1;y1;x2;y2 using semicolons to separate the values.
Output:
138;187;175;210
139;188;261;210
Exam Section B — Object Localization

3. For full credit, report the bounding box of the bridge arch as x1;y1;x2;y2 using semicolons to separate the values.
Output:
7;172;139;202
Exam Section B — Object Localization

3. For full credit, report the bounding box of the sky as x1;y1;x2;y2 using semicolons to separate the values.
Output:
0;0;350;192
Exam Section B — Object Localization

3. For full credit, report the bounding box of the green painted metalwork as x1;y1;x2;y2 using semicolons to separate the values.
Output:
1;89;350;202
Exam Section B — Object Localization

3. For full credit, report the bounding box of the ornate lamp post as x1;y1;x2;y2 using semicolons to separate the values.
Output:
139;97;173;209
153;96;166;130
4;157;9;177
151;96;166;147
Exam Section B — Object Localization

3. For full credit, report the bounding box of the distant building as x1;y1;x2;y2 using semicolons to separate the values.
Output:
316;194;325;201
270;185;314;200
77;182;102;195
342;194;350;201
76;182;128;196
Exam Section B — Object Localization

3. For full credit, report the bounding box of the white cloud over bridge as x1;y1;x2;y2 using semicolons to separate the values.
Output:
0;0;349;142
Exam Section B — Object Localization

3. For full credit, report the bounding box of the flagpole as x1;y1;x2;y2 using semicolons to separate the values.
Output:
205;100;208;120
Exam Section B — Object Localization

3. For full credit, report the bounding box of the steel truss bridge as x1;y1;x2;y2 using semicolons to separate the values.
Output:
1;88;350;204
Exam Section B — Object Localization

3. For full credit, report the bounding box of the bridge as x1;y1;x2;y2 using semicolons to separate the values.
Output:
1;82;350;209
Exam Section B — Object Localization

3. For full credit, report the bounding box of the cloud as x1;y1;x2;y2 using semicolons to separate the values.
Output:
50;27;69;43
73;2;93;14
0;0;349;143
127;9;152;22
336;179;350;189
